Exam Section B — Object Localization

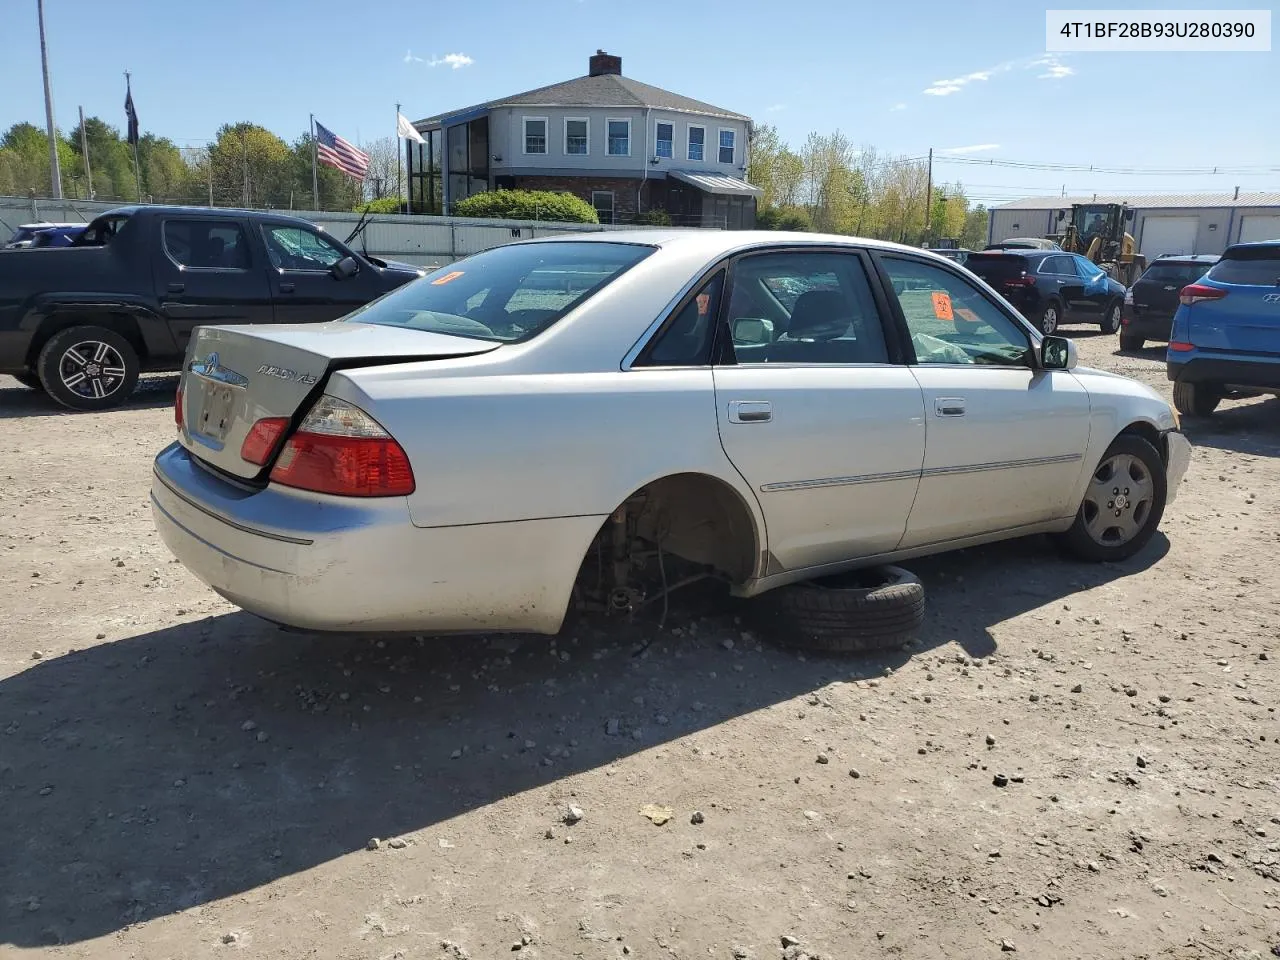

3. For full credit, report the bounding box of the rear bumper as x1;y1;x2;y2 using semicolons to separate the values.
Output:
150;442;602;634
1121;307;1173;340
1167;354;1280;391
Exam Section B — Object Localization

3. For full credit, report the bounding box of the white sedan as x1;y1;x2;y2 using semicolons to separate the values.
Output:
151;231;1190;634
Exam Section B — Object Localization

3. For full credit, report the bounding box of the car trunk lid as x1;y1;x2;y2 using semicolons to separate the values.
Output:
1185;248;1280;355
965;253;1031;287
1132;261;1214;316
178;321;499;479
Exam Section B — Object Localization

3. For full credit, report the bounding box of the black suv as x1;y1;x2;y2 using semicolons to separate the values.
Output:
1119;253;1219;351
965;250;1129;335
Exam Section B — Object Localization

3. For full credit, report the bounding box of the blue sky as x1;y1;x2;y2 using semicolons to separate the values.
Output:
6;0;1277;205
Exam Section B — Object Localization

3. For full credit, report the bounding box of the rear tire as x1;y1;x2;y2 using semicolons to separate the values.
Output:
754;565;926;655
1037;300;1061;335
37;325;140;412
1100;301;1122;334
1172;380;1221;418
1118;332;1145;352
1057;434;1166;563
11;372;43;391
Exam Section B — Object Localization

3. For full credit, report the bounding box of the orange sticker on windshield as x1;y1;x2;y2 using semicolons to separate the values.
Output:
931;291;954;321
955;307;980;323
431;270;464;285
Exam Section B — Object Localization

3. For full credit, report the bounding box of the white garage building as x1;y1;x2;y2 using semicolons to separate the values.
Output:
988;192;1280;260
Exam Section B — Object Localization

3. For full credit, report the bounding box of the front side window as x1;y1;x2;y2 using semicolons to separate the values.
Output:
655;122;673;159
164;219;250;269
565;118;588;155
880;256;1031;366
607;119;630;156
688;125;705;162
261;225;346;271
523;118;547;154
344;241;654;343
724;251;890;365
718;129;736;164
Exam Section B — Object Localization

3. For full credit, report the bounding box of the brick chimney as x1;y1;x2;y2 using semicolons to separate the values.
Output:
589;49;622;76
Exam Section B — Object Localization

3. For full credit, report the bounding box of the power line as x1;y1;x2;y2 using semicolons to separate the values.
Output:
935;155;1280;175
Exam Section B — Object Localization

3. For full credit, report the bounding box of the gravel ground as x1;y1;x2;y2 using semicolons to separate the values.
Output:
1;331;1277;960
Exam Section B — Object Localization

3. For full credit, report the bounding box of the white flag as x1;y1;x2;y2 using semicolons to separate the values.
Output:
397;112;425;144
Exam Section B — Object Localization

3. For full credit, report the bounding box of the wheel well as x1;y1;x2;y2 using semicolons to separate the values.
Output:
1118;421;1166;464
619;473;760;584
28;313;147;369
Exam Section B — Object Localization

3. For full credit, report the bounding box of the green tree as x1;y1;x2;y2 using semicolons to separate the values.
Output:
0;122;76;198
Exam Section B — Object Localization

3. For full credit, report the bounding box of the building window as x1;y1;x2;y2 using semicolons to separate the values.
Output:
523;117;547;155
565;118;589;156
655;122;673;159
607;119;631;157
688;125;705;162
718;128;736;165
592;191;615;225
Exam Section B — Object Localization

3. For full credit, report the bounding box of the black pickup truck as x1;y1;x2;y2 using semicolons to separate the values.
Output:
0;205;423;409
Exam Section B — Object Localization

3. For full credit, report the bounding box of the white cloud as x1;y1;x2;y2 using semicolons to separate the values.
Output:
403;49;423;63
429;53;474;70
890;102;907;112
766;103;786;113
924;63;1012;96
942;143;1001;154
1033;56;1075;79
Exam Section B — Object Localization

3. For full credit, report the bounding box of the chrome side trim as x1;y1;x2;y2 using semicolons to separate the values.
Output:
922;453;1082;478
760;453;1081;494
761;469;920;493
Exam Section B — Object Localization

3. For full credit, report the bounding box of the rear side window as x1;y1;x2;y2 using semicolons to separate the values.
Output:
1141;262;1214;285
1207;251;1280;286
345;241;655;342
636;271;725;367
77;214;131;247
163;220;251;269
1039;255;1074;275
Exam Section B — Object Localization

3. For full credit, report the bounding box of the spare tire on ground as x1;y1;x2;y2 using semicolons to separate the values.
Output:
754;565;926;654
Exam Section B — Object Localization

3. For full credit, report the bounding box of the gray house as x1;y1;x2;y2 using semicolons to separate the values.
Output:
989;192;1280;260
406;51;760;228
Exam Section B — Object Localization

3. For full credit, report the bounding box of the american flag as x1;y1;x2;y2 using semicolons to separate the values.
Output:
314;121;370;180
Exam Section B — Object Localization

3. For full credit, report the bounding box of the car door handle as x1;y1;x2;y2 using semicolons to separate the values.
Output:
728;400;772;423
935;397;966;417
167;282;185;293
278;282;295;293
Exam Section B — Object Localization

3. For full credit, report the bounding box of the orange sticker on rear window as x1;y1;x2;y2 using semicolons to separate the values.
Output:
431;270;464;285
931;291;954;321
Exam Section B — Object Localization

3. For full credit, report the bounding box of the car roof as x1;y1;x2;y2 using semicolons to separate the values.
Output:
1153;253;1220;262
518;229;973;263
97;204;320;228
1224;240;1280;255
19;222;80;229
969;248;1055;259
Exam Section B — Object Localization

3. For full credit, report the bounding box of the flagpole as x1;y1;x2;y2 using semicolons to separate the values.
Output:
125;71;141;202
395;102;402;213
310;114;320;210
78;105;93;200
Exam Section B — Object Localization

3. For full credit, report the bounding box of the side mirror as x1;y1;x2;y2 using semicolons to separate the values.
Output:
331;256;359;280
1041;335;1077;370
731;317;773;345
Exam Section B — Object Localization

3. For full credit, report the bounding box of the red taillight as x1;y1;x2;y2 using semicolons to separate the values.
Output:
268;396;414;497
240;417;290;466
175;385;184;429
1179;283;1227;306
1004;274;1037;287
1169;341;1195;352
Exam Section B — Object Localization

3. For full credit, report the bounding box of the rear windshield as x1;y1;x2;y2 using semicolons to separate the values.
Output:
965;254;1028;281
1140;262;1215;285
344;241;655;342
1207;249;1280;286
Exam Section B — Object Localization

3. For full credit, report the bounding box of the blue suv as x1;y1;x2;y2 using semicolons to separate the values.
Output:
1167;241;1280;417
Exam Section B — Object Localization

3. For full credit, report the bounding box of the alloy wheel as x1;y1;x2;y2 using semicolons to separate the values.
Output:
59;340;128;401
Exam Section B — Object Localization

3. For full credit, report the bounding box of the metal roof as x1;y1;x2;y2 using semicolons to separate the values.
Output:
417;73;750;127
669;171;763;197
995;192;1280;210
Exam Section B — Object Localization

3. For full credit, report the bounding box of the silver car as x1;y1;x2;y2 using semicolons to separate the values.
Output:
152;231;1191;634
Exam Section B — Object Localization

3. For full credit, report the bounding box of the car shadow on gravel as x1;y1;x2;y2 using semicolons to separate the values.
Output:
0;532;1167;947
0;375;178;420
1179;397;1280;458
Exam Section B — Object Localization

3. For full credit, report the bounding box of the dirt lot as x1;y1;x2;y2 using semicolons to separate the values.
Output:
1;333;1277;960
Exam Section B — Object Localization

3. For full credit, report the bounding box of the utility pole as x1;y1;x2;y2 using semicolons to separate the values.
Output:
78;105;93;199
37;0;63;198
924;147;933;246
